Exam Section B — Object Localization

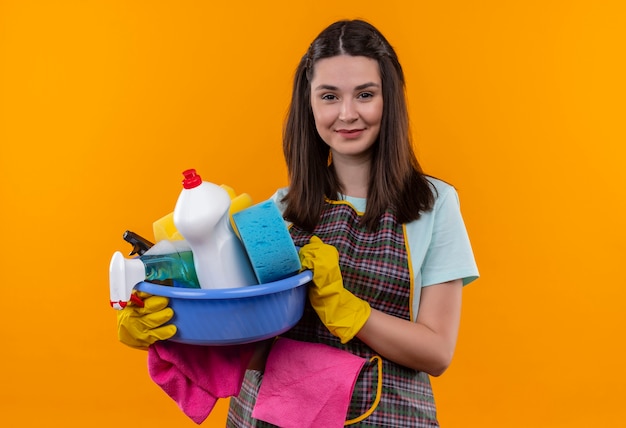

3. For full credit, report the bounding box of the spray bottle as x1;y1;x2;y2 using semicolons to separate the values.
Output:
109;239;200;309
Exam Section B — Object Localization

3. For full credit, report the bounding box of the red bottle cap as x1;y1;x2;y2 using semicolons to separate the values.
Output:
181;169;202;189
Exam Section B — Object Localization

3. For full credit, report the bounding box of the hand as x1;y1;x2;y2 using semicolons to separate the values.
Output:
299;236;371;344
117;291;177;350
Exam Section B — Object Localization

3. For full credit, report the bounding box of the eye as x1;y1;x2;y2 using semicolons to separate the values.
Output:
357;92;374;100
321;93;338;101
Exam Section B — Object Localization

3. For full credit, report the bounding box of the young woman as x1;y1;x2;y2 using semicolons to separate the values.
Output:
118;19;478;427
227;19;479;427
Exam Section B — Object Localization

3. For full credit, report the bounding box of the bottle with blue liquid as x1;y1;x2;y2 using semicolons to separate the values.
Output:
109;239;200;309
139;246;200;288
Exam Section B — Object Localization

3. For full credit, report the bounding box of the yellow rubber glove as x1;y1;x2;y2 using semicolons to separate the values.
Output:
117;291;177;350
299;236;371;344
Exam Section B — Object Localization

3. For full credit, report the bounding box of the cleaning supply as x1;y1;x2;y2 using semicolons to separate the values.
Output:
299;236;372;344
152;185;253;242
173;168;257;289
220;184;254;236
232;200;301;284
153;212;185;242
117;291;177;350
148;341;255;424
109;240;200;310
252;337;367;428
122;230;154;256
139;240;200;288
152;184;252;242
134;270;312;345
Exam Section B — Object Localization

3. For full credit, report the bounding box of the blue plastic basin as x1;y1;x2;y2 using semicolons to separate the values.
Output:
135;270;312;345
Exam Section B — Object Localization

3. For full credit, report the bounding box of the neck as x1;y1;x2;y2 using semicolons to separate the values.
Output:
331;151;371;198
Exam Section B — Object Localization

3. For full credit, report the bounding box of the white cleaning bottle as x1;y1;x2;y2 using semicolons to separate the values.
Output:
173;168;258;289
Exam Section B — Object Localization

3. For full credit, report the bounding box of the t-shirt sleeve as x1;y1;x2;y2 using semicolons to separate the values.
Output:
269;187;291;225
419;185;479;287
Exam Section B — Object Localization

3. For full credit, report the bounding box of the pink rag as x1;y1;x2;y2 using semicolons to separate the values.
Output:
148;341;254;424
252;338;366;428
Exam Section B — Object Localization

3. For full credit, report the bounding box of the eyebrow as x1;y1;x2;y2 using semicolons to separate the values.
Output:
313;82;381;91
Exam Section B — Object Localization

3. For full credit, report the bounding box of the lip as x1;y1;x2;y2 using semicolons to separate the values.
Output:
336;128;365;139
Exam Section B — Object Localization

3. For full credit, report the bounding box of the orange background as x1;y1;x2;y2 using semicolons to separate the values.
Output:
1;1;625;427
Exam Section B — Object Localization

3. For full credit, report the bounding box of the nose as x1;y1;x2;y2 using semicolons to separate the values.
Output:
339;100;358;123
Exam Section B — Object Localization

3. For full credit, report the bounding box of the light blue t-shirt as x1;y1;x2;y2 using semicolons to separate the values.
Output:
270;177;479;319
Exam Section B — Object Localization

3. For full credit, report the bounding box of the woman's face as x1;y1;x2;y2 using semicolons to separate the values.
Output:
310;55;383;160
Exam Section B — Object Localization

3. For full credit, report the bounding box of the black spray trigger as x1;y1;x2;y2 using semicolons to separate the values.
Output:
122;230;155;256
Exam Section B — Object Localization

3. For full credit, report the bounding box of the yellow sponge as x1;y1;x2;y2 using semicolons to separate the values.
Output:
152;212;184;242
221;185;254;235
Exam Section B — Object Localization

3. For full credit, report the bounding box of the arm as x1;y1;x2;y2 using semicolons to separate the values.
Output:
300;236;465;376
246;338;274;371
356;279;463;376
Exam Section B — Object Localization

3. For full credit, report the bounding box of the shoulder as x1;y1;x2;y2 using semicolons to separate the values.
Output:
425;176;458;207
269;187;289;211
407;176;479;287
406;176;463;232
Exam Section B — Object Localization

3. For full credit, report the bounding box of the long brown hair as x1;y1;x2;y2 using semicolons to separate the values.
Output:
282;19;435;231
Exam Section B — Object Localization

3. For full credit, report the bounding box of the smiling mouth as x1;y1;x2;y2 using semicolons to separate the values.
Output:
337;129;364;134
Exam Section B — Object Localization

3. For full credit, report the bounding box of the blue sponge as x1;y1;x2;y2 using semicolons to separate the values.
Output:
232;200;301;284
